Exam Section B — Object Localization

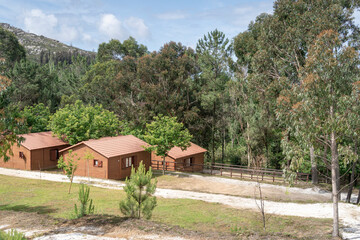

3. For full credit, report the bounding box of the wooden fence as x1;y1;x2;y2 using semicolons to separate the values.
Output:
151;160;311;184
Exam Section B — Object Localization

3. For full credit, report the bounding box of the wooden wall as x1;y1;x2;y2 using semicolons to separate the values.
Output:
151;152;204;172
108;151;151;180
0;145;30;170
61;144;109;179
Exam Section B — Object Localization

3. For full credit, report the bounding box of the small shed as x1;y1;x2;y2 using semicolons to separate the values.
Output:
0;131;70;170
59;135;151;180
151;142;207;172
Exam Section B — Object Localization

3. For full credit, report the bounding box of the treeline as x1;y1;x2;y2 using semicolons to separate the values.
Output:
39;50;95;65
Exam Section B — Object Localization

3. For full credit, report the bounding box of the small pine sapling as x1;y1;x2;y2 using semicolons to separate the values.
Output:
57;150;79;194
74;184;95;218
120;161;157;219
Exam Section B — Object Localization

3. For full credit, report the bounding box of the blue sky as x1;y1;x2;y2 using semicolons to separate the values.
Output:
0;0;359;52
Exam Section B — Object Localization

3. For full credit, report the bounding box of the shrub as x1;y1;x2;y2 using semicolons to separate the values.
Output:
119;161;157;219
74;184;95;218
0;229;26;240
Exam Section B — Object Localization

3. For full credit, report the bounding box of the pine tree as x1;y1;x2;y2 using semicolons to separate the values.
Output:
119;161;157;219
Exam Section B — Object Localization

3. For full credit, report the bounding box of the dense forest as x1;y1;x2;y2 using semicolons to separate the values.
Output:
0;0;360;209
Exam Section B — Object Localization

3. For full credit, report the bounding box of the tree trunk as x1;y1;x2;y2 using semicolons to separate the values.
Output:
212;102;216;165
162;156;165;175
247;121;252;168
346;140;357;203
357;186;360;204
310;145;318;184
138;186;142;219
221;127;225;163
330;131;339;237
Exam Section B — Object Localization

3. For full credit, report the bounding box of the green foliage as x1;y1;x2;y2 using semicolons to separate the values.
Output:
0;106;27;162
20;103;50;132
49;100;121;145
144;115;192;158
57;150;79;194
0;229;26;240
97;37;148;62
215;142;247;165
74;184;95;218
0;27;26;70
119;161;157;219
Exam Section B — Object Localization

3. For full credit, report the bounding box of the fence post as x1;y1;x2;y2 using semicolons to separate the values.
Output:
220;168;222;176
273;172;275;182
157;161;159;170
230;168;232;178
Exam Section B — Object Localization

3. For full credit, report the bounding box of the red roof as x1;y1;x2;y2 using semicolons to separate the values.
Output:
19;131;69;150
60;135;148;158
167;142;207;159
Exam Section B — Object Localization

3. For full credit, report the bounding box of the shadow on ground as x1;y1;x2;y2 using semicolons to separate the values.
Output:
0;204;56;214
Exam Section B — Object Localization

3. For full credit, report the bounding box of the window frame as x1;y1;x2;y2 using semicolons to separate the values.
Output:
122;156;135;169
93;159;103;167
50;149;59;161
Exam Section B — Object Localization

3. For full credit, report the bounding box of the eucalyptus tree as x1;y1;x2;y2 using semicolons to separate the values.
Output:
278;30;360;237
234;0;360;170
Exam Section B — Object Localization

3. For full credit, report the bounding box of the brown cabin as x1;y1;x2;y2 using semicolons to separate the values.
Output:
0;131;70;170
59;135;151;180
151;142;207;172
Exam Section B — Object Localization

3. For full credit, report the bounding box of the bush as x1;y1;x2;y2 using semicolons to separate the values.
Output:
0;229;26;240
119;161;157;219
74;184;95;218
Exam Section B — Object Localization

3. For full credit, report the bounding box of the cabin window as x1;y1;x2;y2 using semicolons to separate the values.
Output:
50;149;59;161
93;159;103;167
122;156;134;169
184;157;193;167
19;152;24;159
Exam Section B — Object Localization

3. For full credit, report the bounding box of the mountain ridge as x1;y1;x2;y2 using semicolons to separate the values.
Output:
0;23;96;63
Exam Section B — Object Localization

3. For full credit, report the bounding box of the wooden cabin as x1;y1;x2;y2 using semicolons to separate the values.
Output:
151;142;207;172
0;131;69;170
59;135;151;180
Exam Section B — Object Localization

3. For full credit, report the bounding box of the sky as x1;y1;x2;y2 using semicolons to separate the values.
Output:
0;0;359;53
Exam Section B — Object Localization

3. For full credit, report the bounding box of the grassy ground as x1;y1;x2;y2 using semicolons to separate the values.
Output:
0;174;332;239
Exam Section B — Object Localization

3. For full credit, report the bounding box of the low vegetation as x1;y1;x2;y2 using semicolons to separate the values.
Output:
73;184;95;219
0;229;26;240
120;162;157;219
0;175;332;239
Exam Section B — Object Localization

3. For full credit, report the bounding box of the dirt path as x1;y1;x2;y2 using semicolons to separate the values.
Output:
156;172;333;203
0;167;359;239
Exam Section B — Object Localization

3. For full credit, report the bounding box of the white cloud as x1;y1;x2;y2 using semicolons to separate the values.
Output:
99;13;128;40
99;14;150;41
59;25;78;42
24;9;58;36
157;12;186;20
82;33;92;42
23;9;79;43
124;17;150;39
